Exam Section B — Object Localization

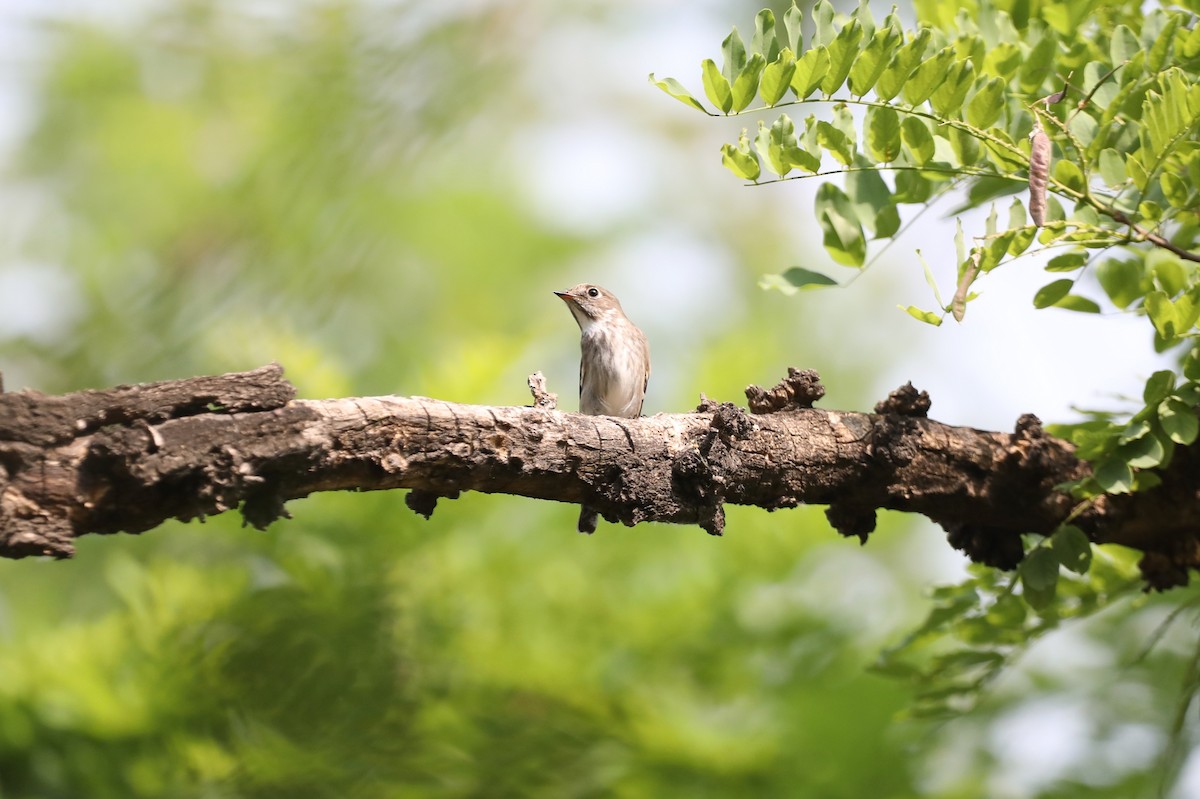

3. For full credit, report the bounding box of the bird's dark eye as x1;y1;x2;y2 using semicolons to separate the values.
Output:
587;287;600;298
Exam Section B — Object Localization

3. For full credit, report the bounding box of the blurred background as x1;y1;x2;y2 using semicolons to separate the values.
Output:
0;1;1197;797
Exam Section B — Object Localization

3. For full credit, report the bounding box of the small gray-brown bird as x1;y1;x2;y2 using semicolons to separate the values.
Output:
554;283;651;533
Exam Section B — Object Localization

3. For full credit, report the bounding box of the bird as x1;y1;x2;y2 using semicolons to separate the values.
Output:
554;283;651;533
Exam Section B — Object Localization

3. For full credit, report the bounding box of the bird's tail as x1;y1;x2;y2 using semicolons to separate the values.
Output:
577;506;598;534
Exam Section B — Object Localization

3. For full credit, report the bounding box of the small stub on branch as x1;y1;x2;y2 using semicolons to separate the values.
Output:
825;503;877;544
1013;413;1043;437
1139;552;1190;592
406;490;441;519
874;382;931;418
745;368;825;413
709;401;756;441
946;522;1024;570
527;372;557;410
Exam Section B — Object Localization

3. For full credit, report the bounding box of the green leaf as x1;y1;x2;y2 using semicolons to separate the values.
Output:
1143;68;1199;159
876;27;931;102
1175;381;1200;406
930;59;976;117
1070;204;1100;228
982;604;1028;646
1147;13;1180;72
759;114;812;177
984;42;1021;79
1134;471;1164;493
721;26;747;84
816;120;853;165
1110;24;1139;66
953;217;965;266
1067;423;1121;461
1067;115;1097;155
917;250;945;308
901;305;944;326
878;204;902;241
1161;172;1191;208
1008;229;1035;257
1020;546;1059;592
865;105;901;163
1018;29;1058;94
1183;18;1200;61
966;76;1006;129
720;131;760;181
1119;418;1151;444
821;19;864;95
751;9;780;62
1006;216;1033;261
893;169;935;204
816;183;866;266
1096;258;1143;309
760;49;797;106
953;32;985;65
783;3;804;53
755;120;779;176
1045;252;1087;272
786;140;821;173
1008;198;1026;230
945;125;980;167
790;46;830;99
811;0;836;48
982;232;1012;271
1144;369;1177;405
1138;201;1163;225
648;74;708;113
846;161;899;237
1033;279;1073;308
848;24;901;97
1185;349;1200;381
1093;457;1134;494
731;53;767;112
900;117;935;166
1080;62;1118;111
1052;159;1085;194
903;46;955;106
853;0;876;40
1050;526;1092;575
1146;290;1179;340
1119;432;1166;468
1053;295;1101;314
1097;149;1126;187
701;59;733;114
1159;397;1199;444
1126;154;1149;192
832;103;857;149
759;266;839;294
1150;252;1188;296
983;129;1026;171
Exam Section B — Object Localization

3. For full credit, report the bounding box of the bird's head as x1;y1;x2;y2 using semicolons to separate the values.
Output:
554;284;625;331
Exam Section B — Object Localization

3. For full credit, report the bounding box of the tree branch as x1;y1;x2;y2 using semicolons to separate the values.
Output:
1;364;1196;589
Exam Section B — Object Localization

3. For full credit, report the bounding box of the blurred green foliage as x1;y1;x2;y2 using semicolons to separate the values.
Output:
0;2;1198;797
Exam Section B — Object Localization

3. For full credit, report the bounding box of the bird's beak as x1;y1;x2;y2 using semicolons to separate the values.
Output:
553;290;572;302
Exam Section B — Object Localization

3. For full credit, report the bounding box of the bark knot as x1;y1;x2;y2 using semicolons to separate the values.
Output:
746;368;825;413
874;382;931;417
670;404;753;537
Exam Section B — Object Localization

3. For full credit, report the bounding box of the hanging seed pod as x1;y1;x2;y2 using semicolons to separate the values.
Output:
952;250;982;322
1029;118;1051;227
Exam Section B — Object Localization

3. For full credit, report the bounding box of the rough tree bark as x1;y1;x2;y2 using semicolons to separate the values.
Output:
0;364;1194;589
